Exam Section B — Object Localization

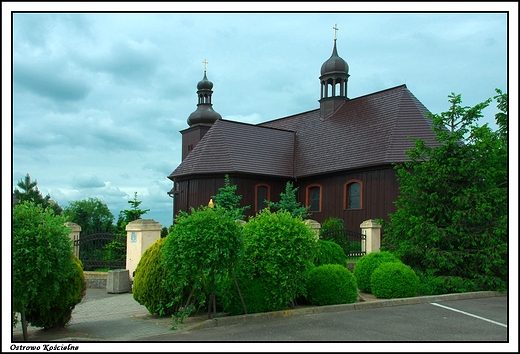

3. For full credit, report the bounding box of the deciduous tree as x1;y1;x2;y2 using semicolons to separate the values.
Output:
63;197;115;235
12;202;75;339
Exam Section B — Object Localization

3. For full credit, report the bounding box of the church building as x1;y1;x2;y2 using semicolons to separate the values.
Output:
168;34;439;232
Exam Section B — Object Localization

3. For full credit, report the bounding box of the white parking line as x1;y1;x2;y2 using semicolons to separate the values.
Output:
430;302;507;328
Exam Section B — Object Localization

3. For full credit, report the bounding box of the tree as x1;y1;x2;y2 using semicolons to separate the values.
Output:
63;197;115;235
211;175;250;220
380;89;508;291
267;181;311;219
13;173;63;215
116;192;150;233
162;206;244;319
12;202;75;340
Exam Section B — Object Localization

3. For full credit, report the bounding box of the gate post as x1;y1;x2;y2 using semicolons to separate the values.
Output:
126;219;162;282
304;219;321;240
360;219;381;254
65;222;81;258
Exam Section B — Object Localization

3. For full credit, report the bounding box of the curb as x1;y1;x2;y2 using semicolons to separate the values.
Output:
180;291;506;332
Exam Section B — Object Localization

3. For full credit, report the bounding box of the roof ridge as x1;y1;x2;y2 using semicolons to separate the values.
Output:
350;84;407;102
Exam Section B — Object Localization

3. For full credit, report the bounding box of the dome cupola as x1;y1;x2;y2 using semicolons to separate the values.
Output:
320;40;349;76
187;60;222;126
319;25;350;119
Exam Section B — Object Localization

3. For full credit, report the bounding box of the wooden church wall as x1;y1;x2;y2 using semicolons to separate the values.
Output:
296;165;399;232
173;166;399;233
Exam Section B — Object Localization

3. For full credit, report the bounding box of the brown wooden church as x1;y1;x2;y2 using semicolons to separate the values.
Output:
168;35;439;232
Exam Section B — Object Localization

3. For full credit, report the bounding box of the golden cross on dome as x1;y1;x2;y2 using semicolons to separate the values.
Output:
202;59;208;72
333;24;339;41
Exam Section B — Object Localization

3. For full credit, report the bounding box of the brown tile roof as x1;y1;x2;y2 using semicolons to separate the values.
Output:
260;84;439;177
169;119;295;179
170;84;440;180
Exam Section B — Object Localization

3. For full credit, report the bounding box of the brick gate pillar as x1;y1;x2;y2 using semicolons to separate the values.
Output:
126;219;162;281
65;222;81;258
360;219;381;254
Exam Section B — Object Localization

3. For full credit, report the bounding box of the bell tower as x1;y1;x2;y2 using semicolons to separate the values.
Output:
180;59;222;160
319;25;349;119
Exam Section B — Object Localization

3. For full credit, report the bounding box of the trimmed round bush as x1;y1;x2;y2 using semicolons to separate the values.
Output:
371;262;419;298
313;239;348;268
133;237;181;316
306;264;358;305
353;251;401;293
25;255;87;329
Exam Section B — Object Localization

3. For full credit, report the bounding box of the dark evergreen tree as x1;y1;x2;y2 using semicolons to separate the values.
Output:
381;89;508;291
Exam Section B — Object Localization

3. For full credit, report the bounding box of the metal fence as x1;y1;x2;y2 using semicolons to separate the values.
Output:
320;229;366;259
74;233;126;271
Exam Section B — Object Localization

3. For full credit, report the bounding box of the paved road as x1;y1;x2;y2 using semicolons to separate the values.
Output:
146;296;508;342
9;289;514;353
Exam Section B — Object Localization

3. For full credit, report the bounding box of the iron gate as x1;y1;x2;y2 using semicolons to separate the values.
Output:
320;229;366;259
74;233;127;271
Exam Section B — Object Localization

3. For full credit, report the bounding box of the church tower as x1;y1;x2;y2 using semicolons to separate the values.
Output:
180;60;222;160
319;25;349;119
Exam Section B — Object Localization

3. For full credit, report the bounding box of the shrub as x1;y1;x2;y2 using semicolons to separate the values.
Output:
313;240;348;268
353;251;401;293
220;209;317;314
13;202;77;334
320;217;344;235
370;262;419;298
162;206;244;315
24;255;87;329
133;238;182;316
218;276;272;315
306;264;358;305
416;272;480;296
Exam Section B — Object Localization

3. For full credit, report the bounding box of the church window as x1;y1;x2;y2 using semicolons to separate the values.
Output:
345;180;362;210
255;184;270;212
306;184;322;213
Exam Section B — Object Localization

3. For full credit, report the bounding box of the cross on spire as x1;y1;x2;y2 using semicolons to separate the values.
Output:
202;59;208;72
333;24;339;41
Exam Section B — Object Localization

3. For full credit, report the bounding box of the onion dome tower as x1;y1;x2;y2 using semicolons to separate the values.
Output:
319;25;350;119
187;62;222;126
181;60;222;160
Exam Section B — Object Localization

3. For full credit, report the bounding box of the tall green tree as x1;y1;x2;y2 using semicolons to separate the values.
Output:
13;173;63;215
267;181;311;219
12;202;74;340
380;89;508;291
211;174;250;220
63;197;115;235
116;192;150;233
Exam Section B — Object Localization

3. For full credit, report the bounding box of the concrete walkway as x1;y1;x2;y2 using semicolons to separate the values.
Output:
10;287;506;342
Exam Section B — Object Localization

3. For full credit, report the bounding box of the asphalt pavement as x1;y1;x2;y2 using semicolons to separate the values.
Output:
8;286;511;351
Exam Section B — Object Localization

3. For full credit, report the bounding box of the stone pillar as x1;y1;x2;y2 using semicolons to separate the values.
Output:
65;222;81;258
304;219;321;240
126;219;162;281
360;219;381;254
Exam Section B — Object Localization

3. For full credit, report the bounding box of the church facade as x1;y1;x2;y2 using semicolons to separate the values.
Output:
168;37;439;232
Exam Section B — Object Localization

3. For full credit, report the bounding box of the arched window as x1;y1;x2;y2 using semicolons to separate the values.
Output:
255;184;270;212
345;180;363;210
306;184;322;213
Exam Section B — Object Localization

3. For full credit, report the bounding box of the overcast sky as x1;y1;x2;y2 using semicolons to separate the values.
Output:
2;3;518;352
5;4;516;230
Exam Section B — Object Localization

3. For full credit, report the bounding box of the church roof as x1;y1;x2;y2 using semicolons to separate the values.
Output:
169;119;295;178
261;84;437;177
169;84;438;180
